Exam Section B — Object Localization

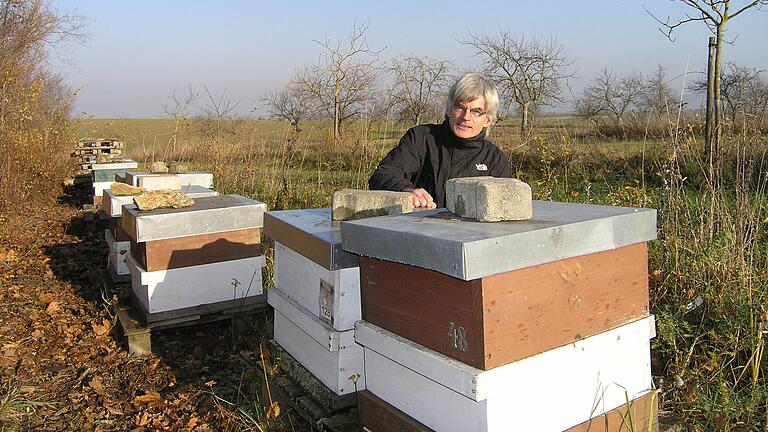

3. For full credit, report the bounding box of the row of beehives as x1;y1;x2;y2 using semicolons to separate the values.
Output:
92;156;660;431
265;201;660;432
91;160;268;320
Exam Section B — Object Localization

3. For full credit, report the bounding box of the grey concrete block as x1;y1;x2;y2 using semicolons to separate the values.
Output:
446;177;532;222
332;189;414;221
137;174;184;191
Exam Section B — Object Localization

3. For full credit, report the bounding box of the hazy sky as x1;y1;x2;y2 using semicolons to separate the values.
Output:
50;1;768;118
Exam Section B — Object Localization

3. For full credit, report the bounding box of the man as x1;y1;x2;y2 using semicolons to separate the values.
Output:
369;73;511;208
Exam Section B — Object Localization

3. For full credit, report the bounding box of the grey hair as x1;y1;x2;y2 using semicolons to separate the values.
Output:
445;73;500;128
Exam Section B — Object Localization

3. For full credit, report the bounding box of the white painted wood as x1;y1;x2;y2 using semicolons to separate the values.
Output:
137;175;184;191
357;316;655;432
91;161;138;171
93;181;113;199
268;285;341;350
126;253;265;313
128;172;214;189
105;229;130;275
273;309;365;395
274;242;360;331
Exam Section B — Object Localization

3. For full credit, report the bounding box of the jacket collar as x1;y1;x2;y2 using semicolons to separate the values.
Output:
441;119;486;148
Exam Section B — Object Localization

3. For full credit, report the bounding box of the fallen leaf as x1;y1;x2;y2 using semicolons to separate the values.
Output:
46;301;60;314
104;403;123;416
92;319;111;336
134;390;163;407
39;293;54;305
187;416;199;428
90;376;105;397
266;401;280;419
0;249;18;263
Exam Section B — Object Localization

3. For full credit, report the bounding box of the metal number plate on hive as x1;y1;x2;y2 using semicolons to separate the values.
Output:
319;279;334;325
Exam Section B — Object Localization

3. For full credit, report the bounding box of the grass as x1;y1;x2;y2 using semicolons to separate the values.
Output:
71;116;768;431
0;383;53;431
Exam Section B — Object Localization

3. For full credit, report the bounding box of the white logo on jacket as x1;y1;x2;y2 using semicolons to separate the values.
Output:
475;163;488;171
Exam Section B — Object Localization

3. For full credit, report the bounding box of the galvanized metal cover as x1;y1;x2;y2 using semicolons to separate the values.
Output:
124;195;266;242
341;201;657;280
91;161;138;171
264;208;359;270
104;185;219;217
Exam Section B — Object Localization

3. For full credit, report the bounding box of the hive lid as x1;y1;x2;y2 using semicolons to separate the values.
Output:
264;208;359;270
122;194;266;242
341;200;656;280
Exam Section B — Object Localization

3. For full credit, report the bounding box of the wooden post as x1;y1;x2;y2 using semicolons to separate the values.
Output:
704;36;716;152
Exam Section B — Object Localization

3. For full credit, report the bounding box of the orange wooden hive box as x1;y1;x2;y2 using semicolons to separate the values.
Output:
341;201;657;370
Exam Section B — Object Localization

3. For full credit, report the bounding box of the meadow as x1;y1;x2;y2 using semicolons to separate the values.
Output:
72;115;768;430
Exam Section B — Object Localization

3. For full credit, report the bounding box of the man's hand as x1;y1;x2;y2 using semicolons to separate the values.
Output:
405;188;436;209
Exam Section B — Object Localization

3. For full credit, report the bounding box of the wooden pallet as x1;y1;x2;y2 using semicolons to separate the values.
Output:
258;340;359;432
110;273;269;355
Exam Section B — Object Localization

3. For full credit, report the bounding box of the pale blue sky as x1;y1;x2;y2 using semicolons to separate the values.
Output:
50;1;768;118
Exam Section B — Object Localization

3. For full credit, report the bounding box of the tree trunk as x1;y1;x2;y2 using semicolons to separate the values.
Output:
520;103;530;139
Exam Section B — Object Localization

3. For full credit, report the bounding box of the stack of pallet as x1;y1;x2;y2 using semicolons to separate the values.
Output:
120;195;267;321
263;208;366;416
341;201;659;431
90;160;139;206
73;138;125;173
103;185;219;280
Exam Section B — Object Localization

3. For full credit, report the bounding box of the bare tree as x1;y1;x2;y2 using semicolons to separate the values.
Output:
295;21;383;147
0;0;84;130
163;83;200;152
464;32;573;139
691;62;768;128
201;84;240;142
261;80;312;139
578;69;644;135
389;56;452;126
640;64;677;122
647;0;768;178
574;90;608;134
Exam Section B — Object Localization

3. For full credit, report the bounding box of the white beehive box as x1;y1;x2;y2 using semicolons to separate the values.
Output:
274;242;360;331
269;285;365;396
355;316;655;432
126;253;265;314
105;229;130;275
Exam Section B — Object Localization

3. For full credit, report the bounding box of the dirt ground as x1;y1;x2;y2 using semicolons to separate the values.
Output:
0;185;283;431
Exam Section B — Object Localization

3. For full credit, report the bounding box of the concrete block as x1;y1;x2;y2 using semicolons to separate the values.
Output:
446;177;532;222
332;189;413;221
137;175;184;191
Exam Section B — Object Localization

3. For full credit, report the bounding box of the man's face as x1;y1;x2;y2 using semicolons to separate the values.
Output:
448;96;491;139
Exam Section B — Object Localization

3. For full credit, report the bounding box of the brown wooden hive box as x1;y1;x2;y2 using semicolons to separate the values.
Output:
358;389;658;432
360;242;650;370
131;228;262;271
108;217;131;242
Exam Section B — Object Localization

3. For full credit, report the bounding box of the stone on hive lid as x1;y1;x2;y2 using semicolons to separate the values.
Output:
133;189;194;211
110;182;143;196
150;161;168;173
446;176;532;222
169;162;189;174
332;189;414;221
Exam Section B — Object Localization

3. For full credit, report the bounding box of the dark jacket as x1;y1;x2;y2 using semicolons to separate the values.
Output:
368;120;511;208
